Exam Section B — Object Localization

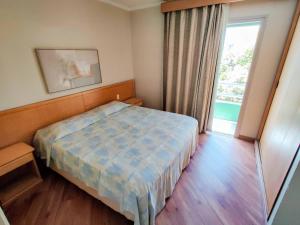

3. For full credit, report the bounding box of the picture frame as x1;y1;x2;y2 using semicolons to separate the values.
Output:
36;49;102;93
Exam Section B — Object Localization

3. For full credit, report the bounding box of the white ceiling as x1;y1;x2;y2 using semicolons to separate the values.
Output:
99;0;162;11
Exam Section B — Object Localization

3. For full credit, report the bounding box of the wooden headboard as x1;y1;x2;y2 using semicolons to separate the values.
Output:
0;80;135;149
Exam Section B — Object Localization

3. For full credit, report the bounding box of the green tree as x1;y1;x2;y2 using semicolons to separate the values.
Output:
217;47;254;103
236;48;254;67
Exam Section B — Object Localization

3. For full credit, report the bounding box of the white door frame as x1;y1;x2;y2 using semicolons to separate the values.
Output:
208;16;267;137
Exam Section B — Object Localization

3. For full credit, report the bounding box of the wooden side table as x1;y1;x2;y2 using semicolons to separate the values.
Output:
124;97;143;106
0;143;42;206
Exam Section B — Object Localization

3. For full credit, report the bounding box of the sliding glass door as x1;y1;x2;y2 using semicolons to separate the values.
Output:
210;20;262;135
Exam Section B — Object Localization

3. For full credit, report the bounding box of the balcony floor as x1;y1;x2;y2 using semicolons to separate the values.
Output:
214;101;241;122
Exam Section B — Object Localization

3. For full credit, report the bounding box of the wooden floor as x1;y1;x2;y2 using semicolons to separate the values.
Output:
4;133;266;225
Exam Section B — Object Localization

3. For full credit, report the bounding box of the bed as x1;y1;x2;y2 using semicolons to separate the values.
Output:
34;101;198;225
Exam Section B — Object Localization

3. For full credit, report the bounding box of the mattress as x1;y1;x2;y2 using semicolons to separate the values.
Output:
34;101;198;225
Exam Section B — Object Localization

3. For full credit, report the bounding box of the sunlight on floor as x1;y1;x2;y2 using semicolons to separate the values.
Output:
212;118;237;135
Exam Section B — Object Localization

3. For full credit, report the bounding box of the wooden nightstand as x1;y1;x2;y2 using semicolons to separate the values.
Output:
124;97;143;106
0;143;42;206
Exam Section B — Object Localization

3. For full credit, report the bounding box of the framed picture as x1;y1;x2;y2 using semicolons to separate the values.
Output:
36;49;102;93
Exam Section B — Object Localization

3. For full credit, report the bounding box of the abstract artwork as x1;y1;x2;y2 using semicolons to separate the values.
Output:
36;49;102;93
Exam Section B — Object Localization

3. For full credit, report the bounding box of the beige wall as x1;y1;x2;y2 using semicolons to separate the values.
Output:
130;0;296;138
131;7;164;109
0;0;296;138
0;0;133;110
0;207;9;225
231;0;297;138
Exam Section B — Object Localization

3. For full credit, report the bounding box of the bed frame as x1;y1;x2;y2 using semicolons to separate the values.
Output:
0;79;135;149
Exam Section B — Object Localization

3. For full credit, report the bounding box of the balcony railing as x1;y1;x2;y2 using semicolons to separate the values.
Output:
216;81;246;104
214;81;245;122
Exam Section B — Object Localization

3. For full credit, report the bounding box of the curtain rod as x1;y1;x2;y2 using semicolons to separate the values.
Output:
161;0;244;13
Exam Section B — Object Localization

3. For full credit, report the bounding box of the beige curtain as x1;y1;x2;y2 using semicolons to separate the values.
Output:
163;4;228;132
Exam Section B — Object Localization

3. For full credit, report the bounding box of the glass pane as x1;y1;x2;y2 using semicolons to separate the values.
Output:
212;21;261;135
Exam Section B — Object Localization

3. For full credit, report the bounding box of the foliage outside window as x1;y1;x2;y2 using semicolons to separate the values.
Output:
217;48;254;104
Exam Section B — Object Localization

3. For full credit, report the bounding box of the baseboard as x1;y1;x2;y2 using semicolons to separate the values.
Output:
238;135;255;143
254;141;268;225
